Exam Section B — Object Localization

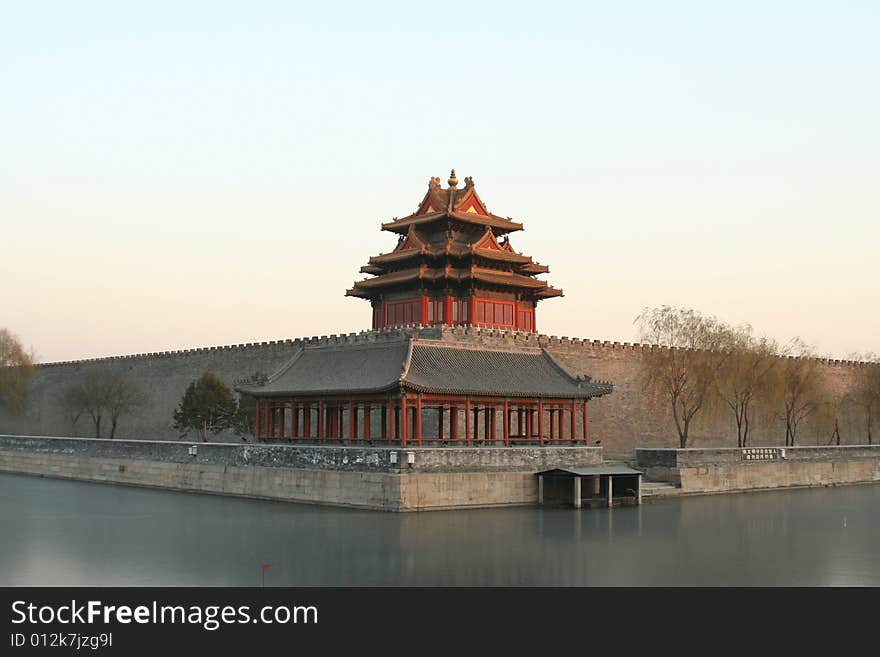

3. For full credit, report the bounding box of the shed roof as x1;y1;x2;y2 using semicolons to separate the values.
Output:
537;466;643;476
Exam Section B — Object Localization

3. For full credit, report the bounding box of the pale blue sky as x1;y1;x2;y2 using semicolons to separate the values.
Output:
2;1;878;361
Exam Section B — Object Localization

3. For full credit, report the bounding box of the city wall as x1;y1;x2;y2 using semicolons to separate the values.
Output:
0;435;601;511
0;326;869;455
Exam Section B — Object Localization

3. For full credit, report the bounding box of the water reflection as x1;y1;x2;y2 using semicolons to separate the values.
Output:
1;474;878;586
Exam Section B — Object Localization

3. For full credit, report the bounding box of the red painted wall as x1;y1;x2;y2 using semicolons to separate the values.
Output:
375;296;535;331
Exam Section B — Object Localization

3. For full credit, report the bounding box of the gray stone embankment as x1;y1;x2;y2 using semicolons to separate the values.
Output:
635;445;880;494
0;435;602;511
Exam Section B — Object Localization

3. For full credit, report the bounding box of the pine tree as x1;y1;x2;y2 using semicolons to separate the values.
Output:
172;371;238;441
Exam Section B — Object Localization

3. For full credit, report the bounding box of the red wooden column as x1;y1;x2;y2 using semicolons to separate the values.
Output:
317;402;324;441
303;402;311;439
444;296;453;326
438;407;445;443
538;401;544;446
489;406;497;444
415;396;423;446
279;402;285;440
420;297;429;325
468;297;476;327
570;401;576;443
465;399;471;446
583;401;590;444
503;400;510;446
364;405;371;441
400;397;408;447
254;400;262;439
450;406;458;442
268;402;275;440
290;402;298;440
386;398;395;444
349;400;356;441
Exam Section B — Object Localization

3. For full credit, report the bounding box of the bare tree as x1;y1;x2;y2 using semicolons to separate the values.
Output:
636;306;731;448
778;339;825;446
714;327;781;447
848;354;880;445
0;328;37;416
62;371;107;437
104;374;146;439
818;392;848;446
62;371;145;438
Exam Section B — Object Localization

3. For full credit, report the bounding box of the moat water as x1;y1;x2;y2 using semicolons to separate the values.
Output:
2;473;878;586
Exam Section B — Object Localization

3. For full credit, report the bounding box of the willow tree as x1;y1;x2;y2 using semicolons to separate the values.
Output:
778;339;826;446
0;328;36;417
849;354;880;444
714;327;781;448
819;390;849;446
636;306;731;448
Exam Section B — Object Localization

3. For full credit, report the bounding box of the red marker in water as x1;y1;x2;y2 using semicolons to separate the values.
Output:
261;563;271;588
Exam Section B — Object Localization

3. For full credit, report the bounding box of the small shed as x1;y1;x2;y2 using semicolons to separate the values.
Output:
536;466;643;508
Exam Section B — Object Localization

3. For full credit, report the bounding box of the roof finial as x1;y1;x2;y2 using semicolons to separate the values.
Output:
447;169;458;188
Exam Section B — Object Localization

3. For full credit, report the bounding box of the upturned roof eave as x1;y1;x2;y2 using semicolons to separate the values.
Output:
238;381;610;400
238;382;403;398
381;211;524;235
399;381;604;399
366;245;533;266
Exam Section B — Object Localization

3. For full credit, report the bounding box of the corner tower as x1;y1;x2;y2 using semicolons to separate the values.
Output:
346;170;563;331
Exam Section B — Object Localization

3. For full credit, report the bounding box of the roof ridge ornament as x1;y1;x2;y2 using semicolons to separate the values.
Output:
446;168;457;212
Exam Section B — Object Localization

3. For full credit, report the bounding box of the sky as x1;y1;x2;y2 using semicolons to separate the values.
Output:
1;1;878;363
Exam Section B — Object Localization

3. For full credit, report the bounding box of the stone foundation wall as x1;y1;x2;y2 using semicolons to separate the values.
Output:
635;446;880;493
0;435;599;511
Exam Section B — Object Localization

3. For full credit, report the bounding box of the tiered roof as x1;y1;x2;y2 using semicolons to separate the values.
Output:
346;170;562;300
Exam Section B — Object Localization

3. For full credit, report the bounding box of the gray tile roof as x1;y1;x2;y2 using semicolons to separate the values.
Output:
404;343;609;398
239;342;410;397
238;338;612;400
